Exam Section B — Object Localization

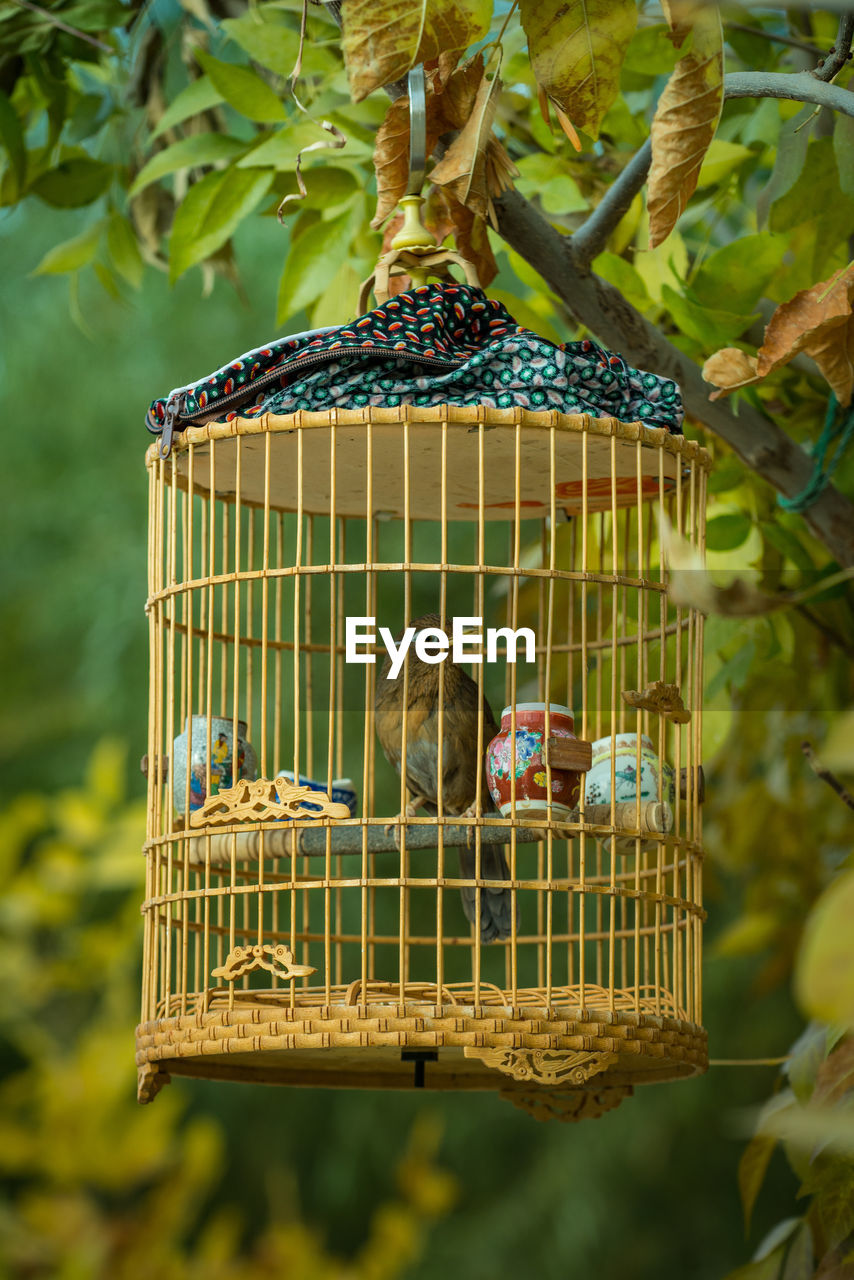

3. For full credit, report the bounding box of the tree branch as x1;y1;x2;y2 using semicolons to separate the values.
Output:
723;69;854;116
573;69;854;265
802;740;854;810
724;22;824;56
813;11;854;82
572;140;651;267
492;187;854;566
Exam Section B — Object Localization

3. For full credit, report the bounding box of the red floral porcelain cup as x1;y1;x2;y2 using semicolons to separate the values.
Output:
486;702;582;821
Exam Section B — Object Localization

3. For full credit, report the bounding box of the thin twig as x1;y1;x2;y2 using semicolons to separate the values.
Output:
802;740;854;811
796;604;854;660
12;0;113;52
709;1056;790;1066
813;11;854;82
724;22;823;55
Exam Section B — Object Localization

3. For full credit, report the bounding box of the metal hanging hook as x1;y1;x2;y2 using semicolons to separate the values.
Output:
406;64;427;195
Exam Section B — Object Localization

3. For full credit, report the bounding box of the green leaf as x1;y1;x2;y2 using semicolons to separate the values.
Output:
661;285;755;348
705;639;756;700
222;11;300;77
151;76;224;140
757;104;814;229
31;157;112;208
105;213;144;288
796;870;854;1029
769;139;854;237
31;221;102;274
93;259;123;301
276;207;355;325
738;1134;778;1234
696;139;755;188
0;88;25;197
693;235;787;313
780;1222;813;1280
593;251;651;313
515;154;587;215
61;0;127;30
520;0;637;139
169;166;272;281
833;113;854;198
622;23;681;75
722;1247;785;1280
223;10;338;78
759;521;815;575
195;50;287;123
756;1220;801;1263
705;513;752;551
130;133;246;196
235;121;340;171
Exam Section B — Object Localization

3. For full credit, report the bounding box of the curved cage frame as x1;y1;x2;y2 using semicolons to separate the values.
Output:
137;406;710;1115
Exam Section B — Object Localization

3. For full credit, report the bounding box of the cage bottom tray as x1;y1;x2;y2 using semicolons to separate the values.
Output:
135;990;708;1107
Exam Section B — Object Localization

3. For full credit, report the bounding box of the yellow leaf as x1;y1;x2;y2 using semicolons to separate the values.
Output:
648;5;723;248
697;138;754;188
822;710;854;774
796;870;854;1028
342;0;492;103
519;0;637;140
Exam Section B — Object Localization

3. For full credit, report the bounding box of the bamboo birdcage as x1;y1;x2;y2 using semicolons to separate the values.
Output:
136;403;710;1122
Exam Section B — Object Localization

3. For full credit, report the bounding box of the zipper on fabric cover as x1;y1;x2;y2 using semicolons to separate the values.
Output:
159;391;186;459
173;346;463;431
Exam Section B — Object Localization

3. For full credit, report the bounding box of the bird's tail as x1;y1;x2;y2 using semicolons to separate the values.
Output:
458;844;516;944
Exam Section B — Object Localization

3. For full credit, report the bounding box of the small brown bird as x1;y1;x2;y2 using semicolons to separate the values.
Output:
374;613;514;943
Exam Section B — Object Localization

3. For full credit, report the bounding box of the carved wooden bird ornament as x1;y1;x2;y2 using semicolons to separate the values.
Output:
374;613;515;943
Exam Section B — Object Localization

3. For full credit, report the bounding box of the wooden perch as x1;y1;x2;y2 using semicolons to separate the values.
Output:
178;802;673;868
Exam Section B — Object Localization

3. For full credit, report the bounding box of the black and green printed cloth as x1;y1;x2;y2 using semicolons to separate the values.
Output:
147;283;683;453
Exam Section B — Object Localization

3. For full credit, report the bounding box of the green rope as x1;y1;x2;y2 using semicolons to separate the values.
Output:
778;393;854;514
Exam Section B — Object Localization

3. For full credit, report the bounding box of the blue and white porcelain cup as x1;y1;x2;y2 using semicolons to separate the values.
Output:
276;771;358;818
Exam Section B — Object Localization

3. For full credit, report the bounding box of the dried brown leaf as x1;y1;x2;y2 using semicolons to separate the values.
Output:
436;189;497;287
703;264;854;404
757;263;854;405
648;6;723;248
660;0;703;49
551;100;582;152
807;316;854;407
519;0;637;139
484;136;518;197
342;0;491;103
430;53;502;219
702;347;760;399
437;51;484;130
813;1039;854;1108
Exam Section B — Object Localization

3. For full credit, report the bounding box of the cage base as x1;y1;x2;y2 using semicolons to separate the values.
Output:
135;1002;707;1105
